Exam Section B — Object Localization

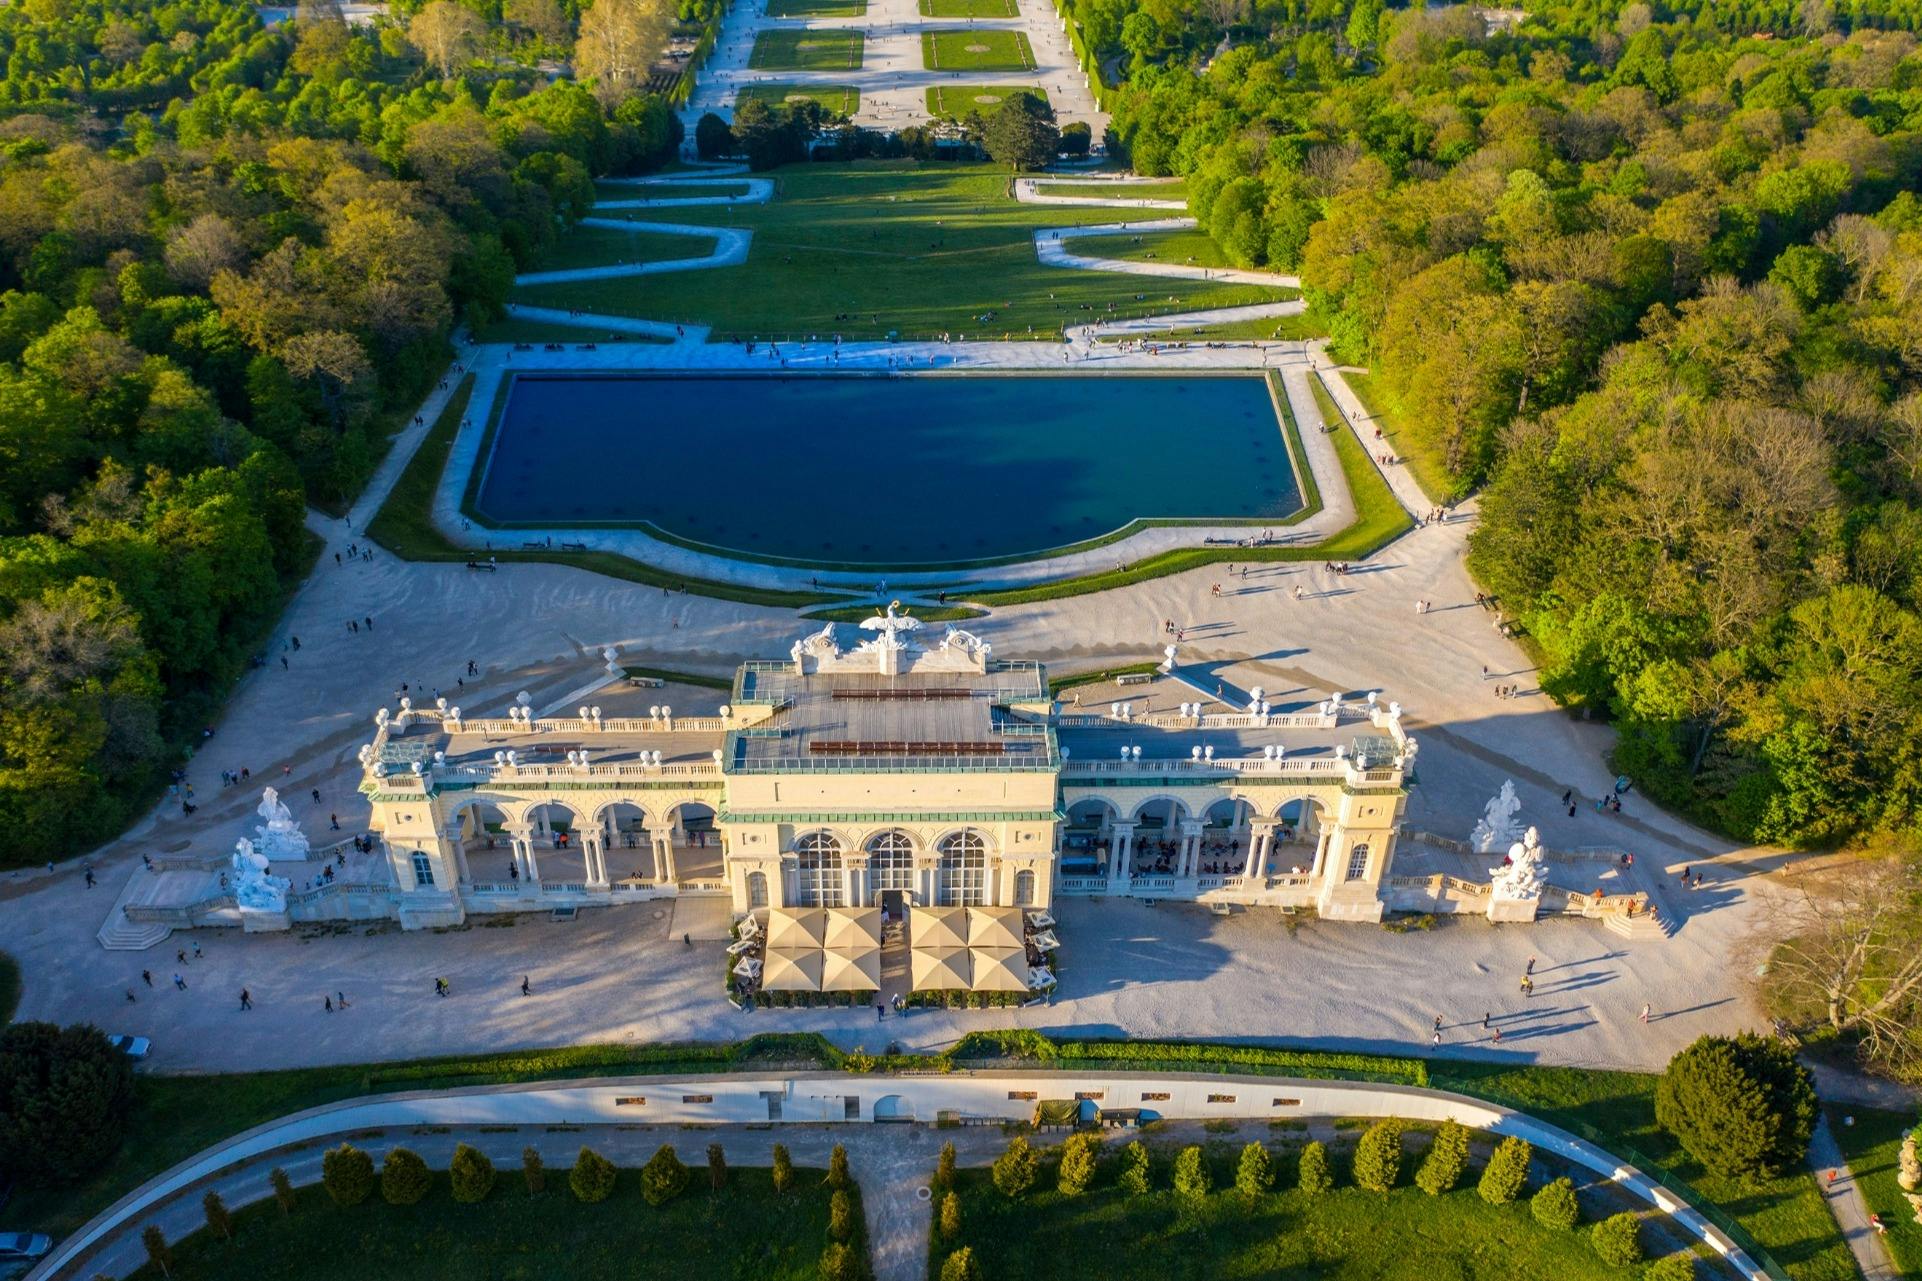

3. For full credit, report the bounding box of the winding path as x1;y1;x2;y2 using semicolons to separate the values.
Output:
1015;177;1301;287
1013;175;1187;209
511;220;752;285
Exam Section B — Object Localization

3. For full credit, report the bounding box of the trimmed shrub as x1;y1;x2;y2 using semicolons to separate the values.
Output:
707;1142;728;1191
1531;1176;1580;1230
829;1188;855;1242
827;1143;851;1190
1118;1139;1151;1195
1235;1141;1274;1200
570;1145;617;1203
1592;1212;1645;1267
322;1143;375;1207
1644;1252;1696;1281
1416;1121;1470;1196
1478;1136;1531;1204
1655;1034;1816;1181
934;1141;957;1194
992;1135;1039;1198
522;1146;545;1194
1352;1119;1403;1193
773;1143;794;1193
1057;1132;1100;1196
819;1240;859;1281
269;1167;296;1215
940;1246;981;1281
1298;1141;1333;1195
449;1143;495;1203
381;1147;431;1206
0;1022;136;1184
141;1225;173;1278
641;1144;691;1206
939;1189;962;1241
201;1191;232;1240
1172;1145;1211;1199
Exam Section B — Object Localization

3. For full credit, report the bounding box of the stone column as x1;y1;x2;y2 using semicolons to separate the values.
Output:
586;837;609;890
504;823;534;884
1179;821;1204;879
845;857;868;908
1310;826;1331;880
656;834;678;885
1243;823;1271;884
1107;822;1135;892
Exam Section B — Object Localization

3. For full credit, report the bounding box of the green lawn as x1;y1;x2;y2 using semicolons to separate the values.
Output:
536;224;711;271
359;375;833;610
1429;1062;1858;1281
593;179;752;201
1825;1106;1921;1275
1344;367;1461;504
925;83;1047;115
737;82;861;116
920;0;1016;14
922;28;1034;71
767;0;866;14
1036;178;1188;200
1064;227;1279;275
473;316;673;344
134;1168;855;1281
749;28;863;70
511;162;1294;341
939;1164;1688;1281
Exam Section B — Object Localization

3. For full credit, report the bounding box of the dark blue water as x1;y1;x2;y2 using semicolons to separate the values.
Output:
476;374;1301;564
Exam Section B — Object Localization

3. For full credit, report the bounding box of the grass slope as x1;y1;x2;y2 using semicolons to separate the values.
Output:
1036;178;1188;199
941;1167;1665;1281
1344;367;1460;505
362;376;832;609
919;0;1016;14
534;224;712;272
1064;228;1296;281
926;83;1048;115
511;162;1293;340
767;0;866;14
749;28;863;70
737;82;861;115
132;1169;852;1281
1095;312;1320;342
922;28;1034;71
1825;1105;1921;1276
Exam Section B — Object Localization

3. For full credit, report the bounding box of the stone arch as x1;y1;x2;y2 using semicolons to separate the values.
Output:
935;829;989;906
794;829;845;907
865;828;917;897
443;796;515;884
1271;796;1331;843
1127;794;1192;824
524;799;592;884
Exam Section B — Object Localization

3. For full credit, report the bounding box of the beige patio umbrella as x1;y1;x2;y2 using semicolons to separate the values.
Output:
909;944;971;992
821;906;882;951
970;945;1031;993
965;905;1025;950
764;907;828;951
909;905;968;950
820;946;882;993
762;947;825;992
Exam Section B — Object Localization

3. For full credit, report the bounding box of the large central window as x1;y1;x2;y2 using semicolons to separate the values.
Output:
867;830;916;893
795;831;845;907
937;830;988;905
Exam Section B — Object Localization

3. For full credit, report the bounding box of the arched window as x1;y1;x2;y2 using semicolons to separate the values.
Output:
795;831;844;907
746;870;769;908
1345;843;1371;882
937;830;988;906
866;830;916;893
1013;868;1036;907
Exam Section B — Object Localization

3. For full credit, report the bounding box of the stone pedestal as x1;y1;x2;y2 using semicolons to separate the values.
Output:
398;891;467;930
238;907;292;934
1485;895;1541;924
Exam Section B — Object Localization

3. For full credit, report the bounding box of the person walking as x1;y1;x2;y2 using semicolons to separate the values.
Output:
142;969;153;987
325;995;334;1013
337;991;349;1009
239;989;252;1010
1432;1029;1441;1047
173;973;187;990
521;975;531;996
1481;1011;1490;1029
1525;955;1536;976
1640;1002;1651;1024
1433;1014;1443;1032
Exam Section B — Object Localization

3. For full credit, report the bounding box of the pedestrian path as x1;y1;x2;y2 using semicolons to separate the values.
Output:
595;174;774;208
1810;1116;1902;1281
498;306;696;341
1081;298;1304;336
1312;359;1431;516
513;220;752;285
1036;216;1301;287
1014;175;1186;209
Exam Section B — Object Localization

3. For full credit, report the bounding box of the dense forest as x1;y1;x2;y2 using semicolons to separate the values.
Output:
0;0;681;860
1095;2;1922;848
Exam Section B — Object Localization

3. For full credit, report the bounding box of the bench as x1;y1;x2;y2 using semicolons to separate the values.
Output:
1115;673;1155;686
560;541;589;552
463;561;498;572
628;676;665;688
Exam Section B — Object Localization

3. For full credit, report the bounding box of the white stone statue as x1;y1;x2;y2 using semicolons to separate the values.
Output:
230;836;292;913
790;621;841;667
856;601;922;652
939;626;990;661
253;787;311;862
1489;826;1547;902
1469;779;1523;855
601;645;621;677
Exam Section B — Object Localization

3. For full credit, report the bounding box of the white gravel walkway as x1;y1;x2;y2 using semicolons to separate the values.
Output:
1038;217;1301;287
512;220;752;285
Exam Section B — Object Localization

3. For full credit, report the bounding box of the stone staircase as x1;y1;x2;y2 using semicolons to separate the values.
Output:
1603;908;1667;941
96;870;176;951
